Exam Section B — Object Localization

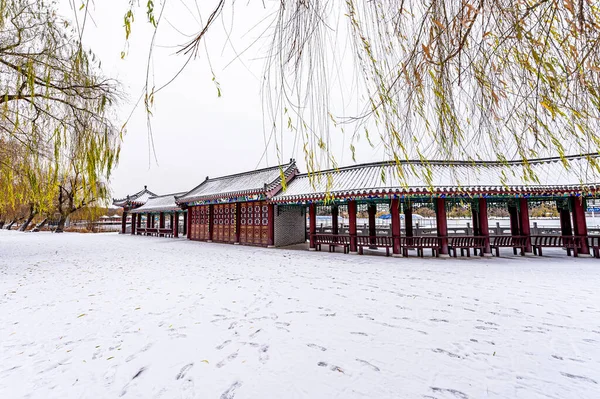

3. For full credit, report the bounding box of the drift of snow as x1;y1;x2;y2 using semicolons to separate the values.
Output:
1;230;599;398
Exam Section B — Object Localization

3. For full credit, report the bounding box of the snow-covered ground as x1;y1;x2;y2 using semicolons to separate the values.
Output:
1;231;599;399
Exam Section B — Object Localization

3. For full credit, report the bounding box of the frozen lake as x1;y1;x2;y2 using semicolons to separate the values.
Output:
1;231;599;398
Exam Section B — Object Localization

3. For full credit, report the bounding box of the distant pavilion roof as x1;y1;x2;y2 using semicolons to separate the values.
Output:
130;193;186;213
177;160;298;204
112;186;158;208
272;154;600;202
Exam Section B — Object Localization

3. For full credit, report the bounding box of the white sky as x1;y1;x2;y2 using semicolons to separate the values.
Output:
58;0;384;200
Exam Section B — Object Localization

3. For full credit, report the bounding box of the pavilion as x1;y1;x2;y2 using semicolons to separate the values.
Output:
176;160;300;247
271;154;600;258
112;186;157;234
130;193;187;238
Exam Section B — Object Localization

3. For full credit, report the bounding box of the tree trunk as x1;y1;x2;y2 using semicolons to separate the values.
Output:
55;215;68;233
6;220;16;230
32;218;48;232
0;220;4;229
18;206;36;232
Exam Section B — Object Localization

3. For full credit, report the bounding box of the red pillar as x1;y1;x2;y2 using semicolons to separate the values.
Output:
267;204;275;247
559;208;573;236
471;204;480;236
391;198;401;256
121;210;127;234
159;212;165;228
309;203;316;250
519;198;533;253
508;203;520;236
146;213;150;228
368;203;377;248
478;198;491;255
435;198;449;256
130;213;137;235
170;213;174;230
348;200;358;253
185;209;191;239
404;206;413;237
331;205;339;235
208;205;214;242
173;212;179;238
571;197;590;255
137;214;142;228
235;203;241;243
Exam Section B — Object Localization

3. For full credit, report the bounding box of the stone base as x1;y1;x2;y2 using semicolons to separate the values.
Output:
267;245;275;248
234;242;240;245
207;240;213;243
349;251;359;255
578;253;592;258
439;254;450;258
524;252;535;257
392;253;403;258
483;253;493;258
309;248;316;251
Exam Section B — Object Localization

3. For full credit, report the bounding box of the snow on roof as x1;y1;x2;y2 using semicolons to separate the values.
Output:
273;154;600;202
113;186;158;207
130;193;186;213
177;161;298;203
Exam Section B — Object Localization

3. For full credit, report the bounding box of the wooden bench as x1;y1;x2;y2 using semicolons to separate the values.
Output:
400;236;440;257
490;235;528;257
531;235;581;257
136;228;147;236
158;228;173;238
448;236;486;257
314;234;351;254
589;236;600;258
356;236;394;256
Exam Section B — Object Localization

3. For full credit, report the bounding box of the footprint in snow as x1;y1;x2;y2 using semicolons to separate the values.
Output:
259;345;269;363
216;352;239;368
356;358;380;371
176;363;193;380
220;381;242;399
216;340;232;350
307;343;327;351
430;387;469;399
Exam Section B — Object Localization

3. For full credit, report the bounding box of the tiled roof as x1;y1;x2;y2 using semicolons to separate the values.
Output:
177;161;298;203
113;186;158;207
272;154;600;202
130;193;186;213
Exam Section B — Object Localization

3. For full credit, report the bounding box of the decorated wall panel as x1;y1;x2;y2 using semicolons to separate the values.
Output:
189;205;210;241
239;201;269;246
213;203;236;243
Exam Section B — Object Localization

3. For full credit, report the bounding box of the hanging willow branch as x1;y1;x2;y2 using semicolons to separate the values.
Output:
126;0;600;184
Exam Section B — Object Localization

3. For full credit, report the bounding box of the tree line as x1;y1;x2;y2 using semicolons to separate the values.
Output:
0;0;121;232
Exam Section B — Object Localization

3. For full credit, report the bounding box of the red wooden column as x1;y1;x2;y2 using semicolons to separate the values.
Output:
390;198;401;256
130;213;137;235
368;203;377;248
159;212;165;228
508;202;520;237
267;204;275;247
173;212;179;238
404;205;413;237
208;204;214;242
331;205;339;235
571;197;590;256
170;213;174;230
435;198;449;256
183;210;188;236
185;208;191;239
348;200;358;253
309;203;317;250
146;213;150;228
518;198;533;254
471;203;480;236
234;203;241;244
121;210;127;234
559;208;573;236
478;198;492;256
137;214;142;228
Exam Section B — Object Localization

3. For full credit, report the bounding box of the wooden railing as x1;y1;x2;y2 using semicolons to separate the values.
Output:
356;235;394;256
448;236;486;257
489;235;529;256
531;235;582;257
400;236;441;257
313;234;351;253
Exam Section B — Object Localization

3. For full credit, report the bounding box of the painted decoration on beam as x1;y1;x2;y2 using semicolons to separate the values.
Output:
187;194;266;206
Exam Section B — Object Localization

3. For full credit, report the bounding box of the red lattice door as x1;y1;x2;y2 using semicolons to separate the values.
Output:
196;205;210;240
239;201;269;246
213;203;236;243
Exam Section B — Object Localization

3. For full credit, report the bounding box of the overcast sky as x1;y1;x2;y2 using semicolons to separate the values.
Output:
57;0;385;200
